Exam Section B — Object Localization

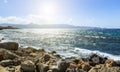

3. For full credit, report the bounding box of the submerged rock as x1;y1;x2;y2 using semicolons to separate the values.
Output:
0;42;19;50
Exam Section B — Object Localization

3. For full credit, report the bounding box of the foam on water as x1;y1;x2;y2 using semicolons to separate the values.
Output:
71;47;120;61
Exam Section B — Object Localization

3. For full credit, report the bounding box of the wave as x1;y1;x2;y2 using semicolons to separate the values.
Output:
71;47;120;61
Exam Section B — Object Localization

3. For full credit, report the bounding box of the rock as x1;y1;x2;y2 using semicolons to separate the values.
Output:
100;67;120;72
51;51;56;54
0;65;9;72
0;42;19;50
81;63;91;71
69;62;77;69
116;61;120;66
21;60;35;72
95;64;104;69
0;59;21;67
36;63;49;72
89;54;107;66
105;60;116;67
0;49;19;60
15;65;21;72
24;47;37;54
49;65;59;72
89;67;120;72
77;62;91;71
57;59;70;72
66;69;86;72
0;52;4;61
88;67;98;72
30;53;38;57
40;54;51;63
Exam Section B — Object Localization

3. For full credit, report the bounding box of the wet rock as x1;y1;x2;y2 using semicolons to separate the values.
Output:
105;60;116;67
57;59;70;72
21;60;35;72
0;42;19;50
51;51;56;54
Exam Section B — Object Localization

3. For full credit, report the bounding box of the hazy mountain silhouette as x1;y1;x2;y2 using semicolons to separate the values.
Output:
0;23;101;29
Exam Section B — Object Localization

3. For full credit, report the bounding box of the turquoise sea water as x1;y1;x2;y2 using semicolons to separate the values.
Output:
0;29;120;60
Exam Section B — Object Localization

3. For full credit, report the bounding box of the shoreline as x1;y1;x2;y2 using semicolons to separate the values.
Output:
0;42;120;72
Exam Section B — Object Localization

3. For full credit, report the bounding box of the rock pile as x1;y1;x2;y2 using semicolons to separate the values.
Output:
0;42;120;72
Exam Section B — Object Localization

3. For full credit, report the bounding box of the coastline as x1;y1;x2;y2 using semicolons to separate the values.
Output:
0;42;120;72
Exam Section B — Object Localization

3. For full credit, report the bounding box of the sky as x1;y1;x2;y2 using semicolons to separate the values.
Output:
0;0;120;28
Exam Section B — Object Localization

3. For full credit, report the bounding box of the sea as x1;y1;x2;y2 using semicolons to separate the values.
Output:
0;28;120;60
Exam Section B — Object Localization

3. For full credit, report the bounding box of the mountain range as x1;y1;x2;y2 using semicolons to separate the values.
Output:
0;23;101;29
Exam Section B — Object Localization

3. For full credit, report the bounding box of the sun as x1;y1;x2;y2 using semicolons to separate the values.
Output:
40;1;57;24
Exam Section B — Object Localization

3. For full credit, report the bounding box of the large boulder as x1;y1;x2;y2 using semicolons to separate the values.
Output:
21;60;35;72
0;42;19;50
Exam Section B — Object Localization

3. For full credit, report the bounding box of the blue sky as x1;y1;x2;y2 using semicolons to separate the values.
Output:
0;0;120;28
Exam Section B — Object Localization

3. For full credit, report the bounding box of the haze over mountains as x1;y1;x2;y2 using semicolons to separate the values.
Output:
0;23;101;29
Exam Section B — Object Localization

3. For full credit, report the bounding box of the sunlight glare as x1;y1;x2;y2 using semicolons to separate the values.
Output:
39;1;57;24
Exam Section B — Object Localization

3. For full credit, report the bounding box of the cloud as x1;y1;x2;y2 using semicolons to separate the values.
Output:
4;0;8;3
0;14;74;25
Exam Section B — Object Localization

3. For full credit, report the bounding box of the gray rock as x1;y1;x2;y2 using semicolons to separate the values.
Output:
0;42;19;50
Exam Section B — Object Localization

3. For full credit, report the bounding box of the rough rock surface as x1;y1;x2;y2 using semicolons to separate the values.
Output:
0;42;120;72
21;60;35;72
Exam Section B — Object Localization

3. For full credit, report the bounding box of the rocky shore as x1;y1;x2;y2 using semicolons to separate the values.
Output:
0;42;120;72
0;26;18;30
